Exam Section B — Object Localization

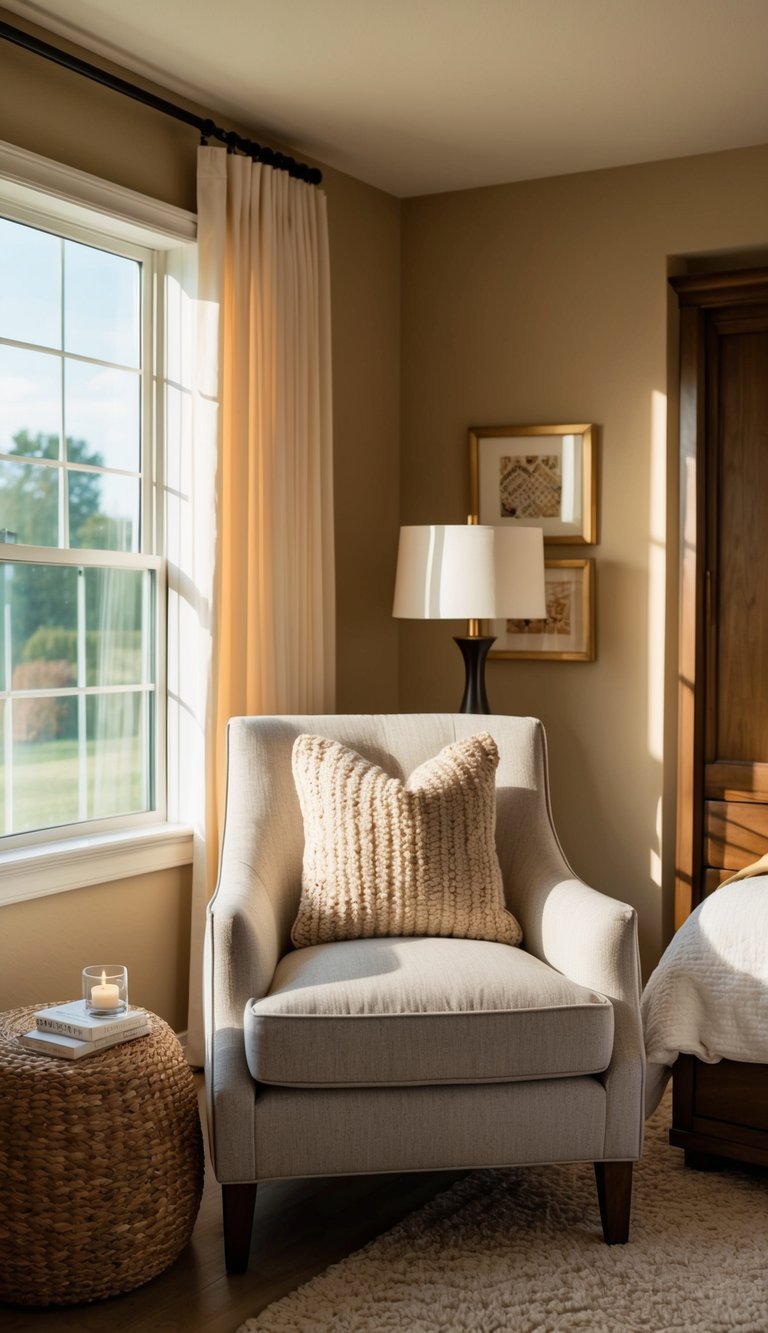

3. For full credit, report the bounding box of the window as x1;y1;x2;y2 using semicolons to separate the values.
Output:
0;210;162;843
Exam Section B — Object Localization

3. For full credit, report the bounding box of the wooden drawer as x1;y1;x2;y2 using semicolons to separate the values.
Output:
706;761;768;803
695;1059;768;1133
702;867;733;897
705;800;768;869
671;1055;768;1169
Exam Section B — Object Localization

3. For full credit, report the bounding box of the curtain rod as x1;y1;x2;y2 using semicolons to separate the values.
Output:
0;19;323;185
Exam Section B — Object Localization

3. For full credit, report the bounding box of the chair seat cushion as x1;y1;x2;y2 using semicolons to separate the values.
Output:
244;936;614;1088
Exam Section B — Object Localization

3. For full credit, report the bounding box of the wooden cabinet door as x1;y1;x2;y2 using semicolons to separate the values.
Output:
673;271;768;924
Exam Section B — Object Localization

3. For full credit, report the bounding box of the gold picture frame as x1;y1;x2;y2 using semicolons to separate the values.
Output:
469;423;597;544
488;558;595;661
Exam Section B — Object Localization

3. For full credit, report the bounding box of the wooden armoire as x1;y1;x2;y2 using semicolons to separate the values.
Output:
670;269;768;1170
673;268;768;929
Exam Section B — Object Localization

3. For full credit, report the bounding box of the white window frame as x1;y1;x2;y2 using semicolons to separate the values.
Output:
0;142;196;906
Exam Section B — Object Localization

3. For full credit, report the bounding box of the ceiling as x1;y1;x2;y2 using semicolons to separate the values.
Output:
4;0;768;197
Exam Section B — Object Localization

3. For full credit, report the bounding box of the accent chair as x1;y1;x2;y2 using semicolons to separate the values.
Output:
203;713;645;1271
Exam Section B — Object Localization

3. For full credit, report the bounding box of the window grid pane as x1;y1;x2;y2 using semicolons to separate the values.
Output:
0;218;142;556
0;560;156;836
64;238;141;368
0;217;61;351
0;211;158;842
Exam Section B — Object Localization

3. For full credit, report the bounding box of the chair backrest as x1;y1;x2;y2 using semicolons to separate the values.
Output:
215;712;572;957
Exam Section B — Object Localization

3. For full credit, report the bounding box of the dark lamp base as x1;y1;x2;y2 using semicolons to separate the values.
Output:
453;636;496;715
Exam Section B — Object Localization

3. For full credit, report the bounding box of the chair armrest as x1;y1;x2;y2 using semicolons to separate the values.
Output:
204;863;284;1182
520;874;638;998
204;717;306;1182
519;873;645;1160
207;862;284;1030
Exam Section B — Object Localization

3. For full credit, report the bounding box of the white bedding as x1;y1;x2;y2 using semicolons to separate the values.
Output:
641;876;768;1117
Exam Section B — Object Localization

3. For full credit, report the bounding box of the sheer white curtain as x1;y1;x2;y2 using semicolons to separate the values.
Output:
177;147;335;1063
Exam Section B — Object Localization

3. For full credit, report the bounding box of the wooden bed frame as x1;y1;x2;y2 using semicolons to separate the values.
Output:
671;1054;768;1170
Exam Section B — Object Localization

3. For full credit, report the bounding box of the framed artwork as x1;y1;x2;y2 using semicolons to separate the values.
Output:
469;423;596;544
488;559;595;661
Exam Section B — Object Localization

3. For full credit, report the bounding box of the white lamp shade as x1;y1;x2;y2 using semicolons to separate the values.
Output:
493;525;546;619
392;524;546;620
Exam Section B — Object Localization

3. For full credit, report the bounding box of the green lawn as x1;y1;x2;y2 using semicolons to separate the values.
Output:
0;737;146;834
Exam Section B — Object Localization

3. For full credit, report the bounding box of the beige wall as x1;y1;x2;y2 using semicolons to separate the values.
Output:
400;144;768;973
0;12;401;1020
326;171;401;711
0;869;192;1027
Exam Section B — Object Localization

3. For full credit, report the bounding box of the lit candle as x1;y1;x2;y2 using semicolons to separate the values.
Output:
91;970;120;1009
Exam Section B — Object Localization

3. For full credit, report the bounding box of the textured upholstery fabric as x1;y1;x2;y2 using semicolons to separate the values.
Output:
252;1077;607;1179
290;731;521;947
246;935;613;1086
204;713;645;1186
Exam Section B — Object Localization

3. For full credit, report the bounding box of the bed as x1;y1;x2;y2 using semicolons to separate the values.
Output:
642;864;768;1168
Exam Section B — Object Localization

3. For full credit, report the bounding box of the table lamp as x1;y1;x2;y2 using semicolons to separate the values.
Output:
392;520;546;713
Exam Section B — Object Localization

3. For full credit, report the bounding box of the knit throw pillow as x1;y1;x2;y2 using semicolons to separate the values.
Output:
290;731;522;948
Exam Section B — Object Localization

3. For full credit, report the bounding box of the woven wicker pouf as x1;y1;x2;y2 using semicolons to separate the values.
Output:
0;1004;204;1307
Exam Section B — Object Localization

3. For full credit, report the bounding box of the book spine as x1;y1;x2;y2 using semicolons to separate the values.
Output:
36;1014;146;1041
21;1026;150;1059
20;1035;80;1058
90;1025;150;1049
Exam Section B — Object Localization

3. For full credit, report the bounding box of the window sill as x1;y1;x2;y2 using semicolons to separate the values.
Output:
0;824;194;907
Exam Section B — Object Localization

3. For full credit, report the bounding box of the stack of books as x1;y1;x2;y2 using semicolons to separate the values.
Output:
19;1001;150;1060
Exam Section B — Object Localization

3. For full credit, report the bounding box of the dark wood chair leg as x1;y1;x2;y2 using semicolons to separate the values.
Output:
594;1161;633;1244
222;1182;258;1273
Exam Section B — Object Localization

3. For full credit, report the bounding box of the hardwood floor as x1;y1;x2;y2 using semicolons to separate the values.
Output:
4;1077;461;1333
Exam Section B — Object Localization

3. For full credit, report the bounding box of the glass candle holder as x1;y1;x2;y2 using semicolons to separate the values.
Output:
82;965;128;1016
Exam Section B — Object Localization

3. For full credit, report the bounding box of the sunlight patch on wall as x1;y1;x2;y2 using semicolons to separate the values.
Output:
650;798;663;888
648;389;667;766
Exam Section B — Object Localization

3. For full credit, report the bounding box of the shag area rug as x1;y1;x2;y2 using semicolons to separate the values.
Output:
238;1090;768;1332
